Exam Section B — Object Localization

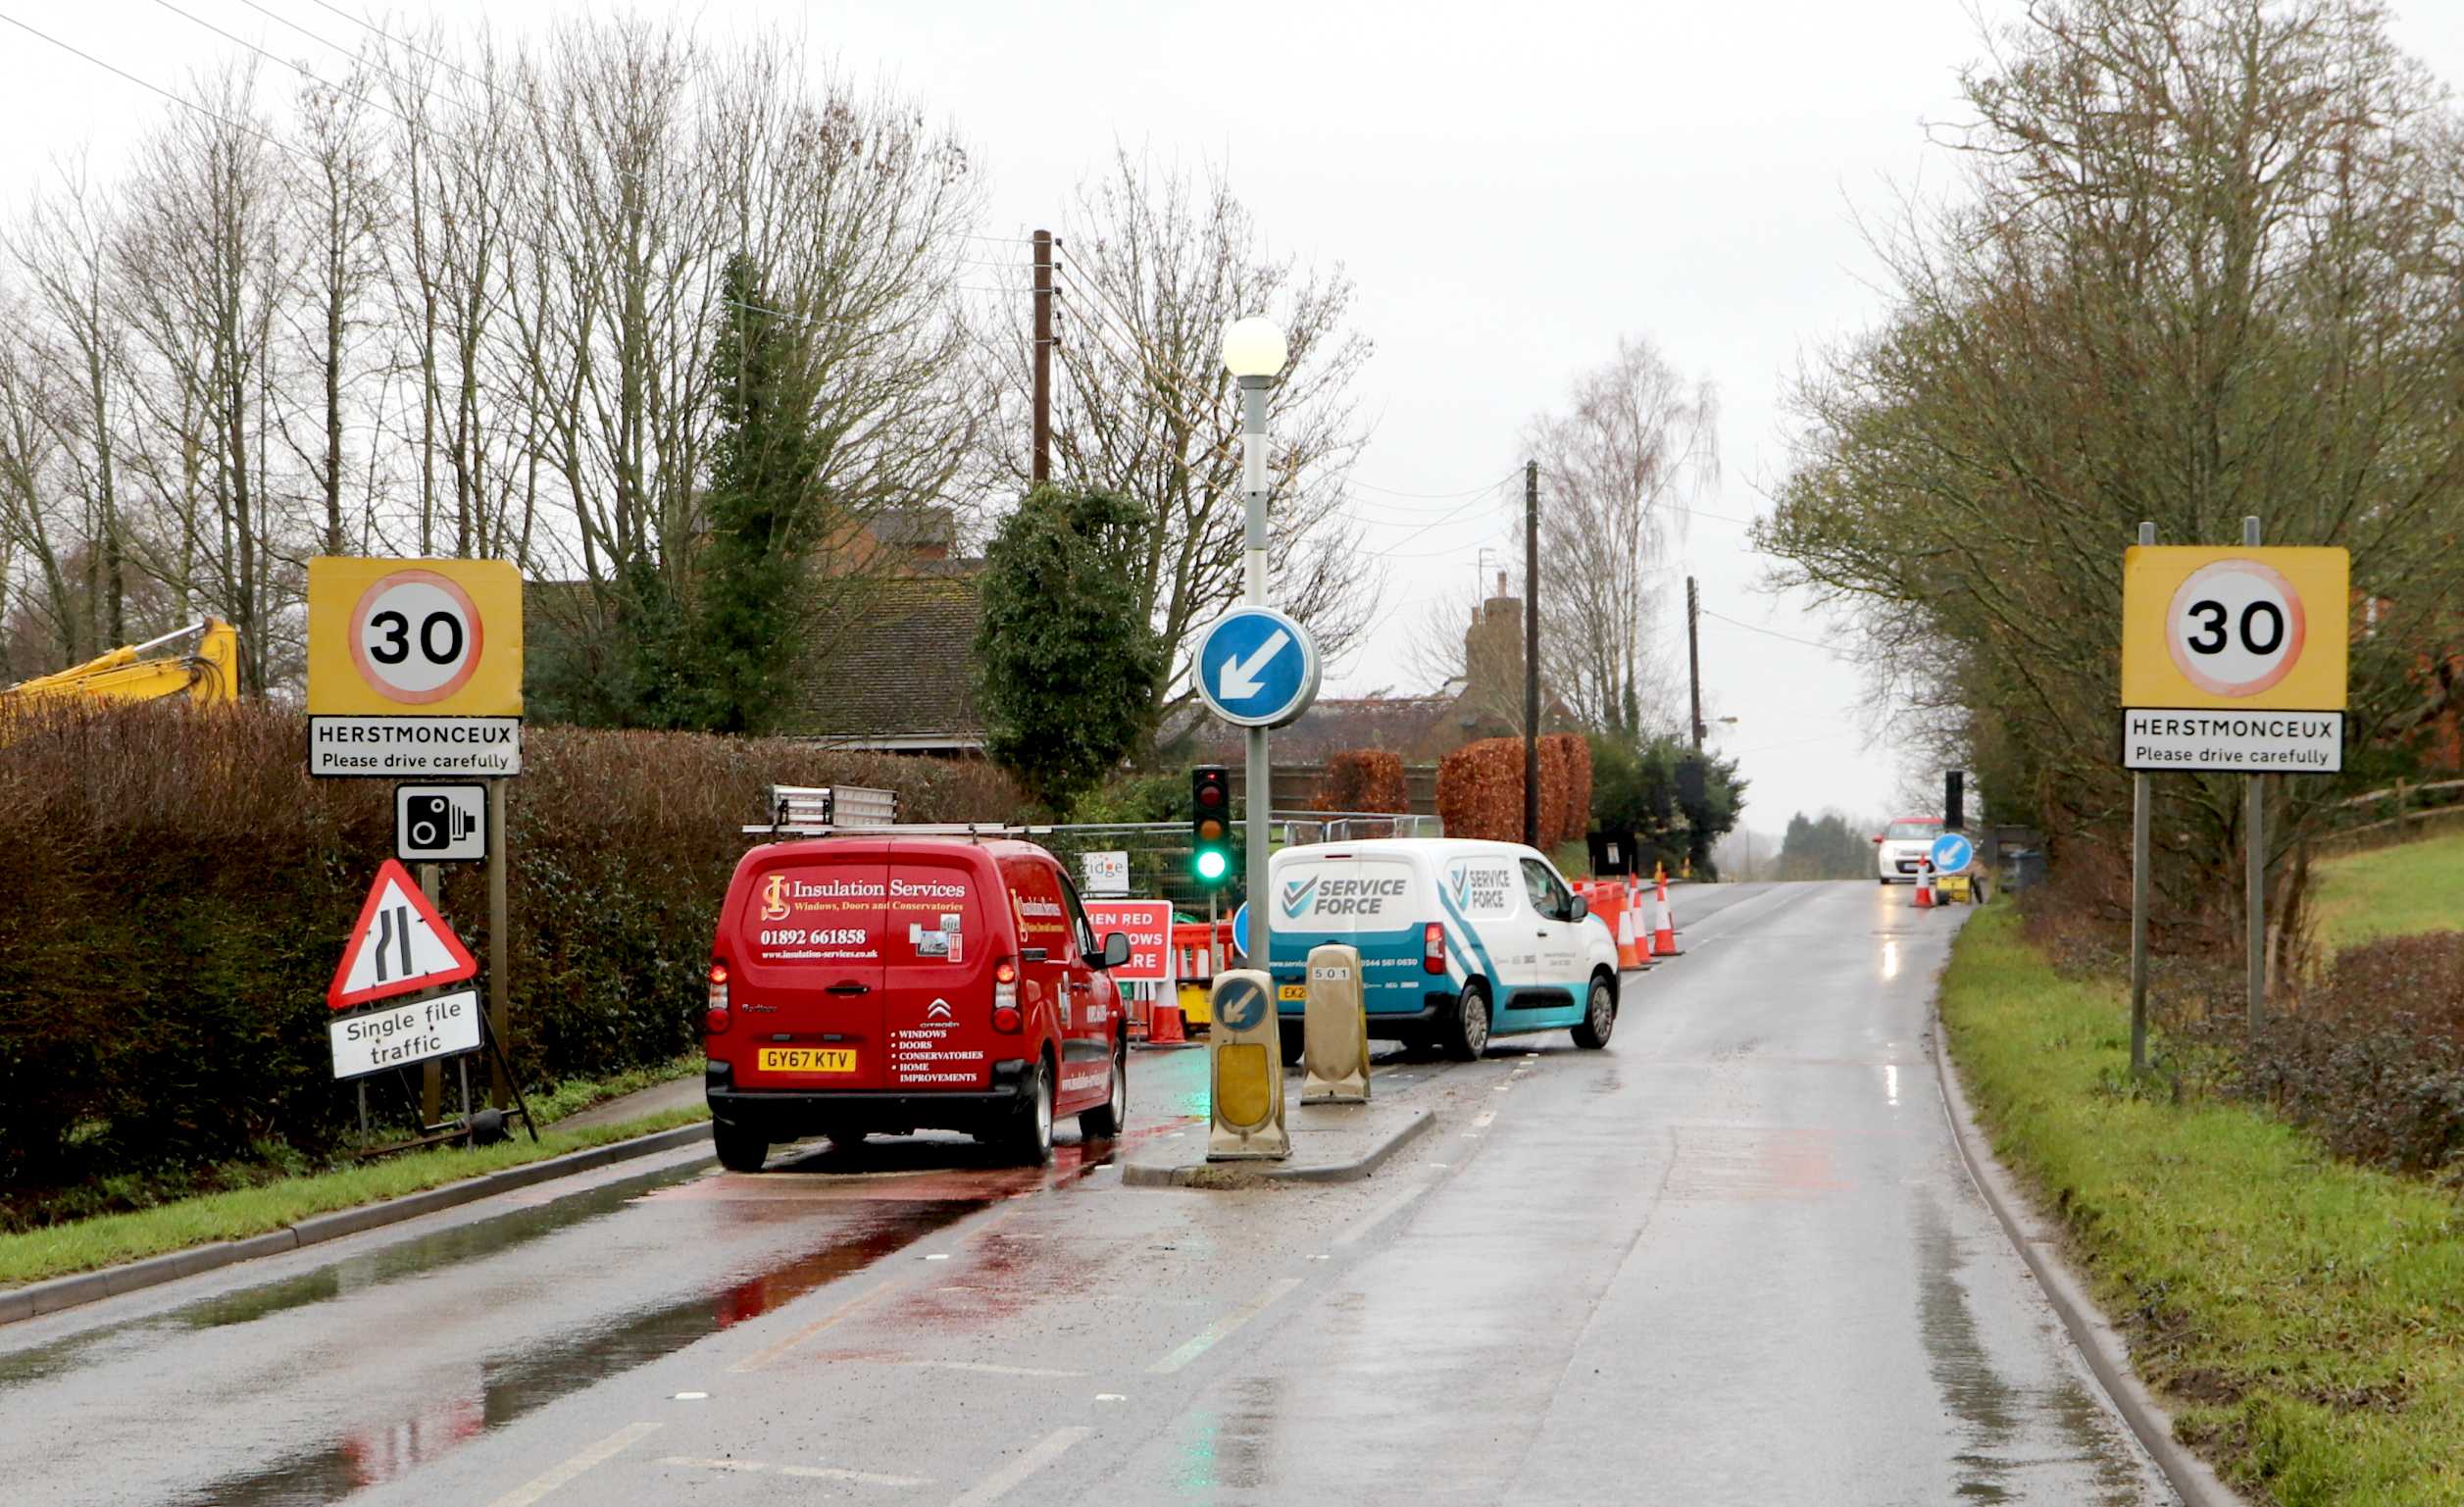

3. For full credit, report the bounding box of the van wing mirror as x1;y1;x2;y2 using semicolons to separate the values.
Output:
1569;893;1589;922
1100;931;1131;970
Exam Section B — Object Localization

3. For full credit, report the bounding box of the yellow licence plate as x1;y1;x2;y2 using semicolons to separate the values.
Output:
1277;983;1305;1001
758;1048;856;1075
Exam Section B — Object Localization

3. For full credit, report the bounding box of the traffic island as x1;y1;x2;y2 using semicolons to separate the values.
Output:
1119;1098;1432;1188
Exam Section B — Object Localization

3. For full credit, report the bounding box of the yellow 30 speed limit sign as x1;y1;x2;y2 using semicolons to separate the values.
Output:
2120;545;2346;774
308;557;524;778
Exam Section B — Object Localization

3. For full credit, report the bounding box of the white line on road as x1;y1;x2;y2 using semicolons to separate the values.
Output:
485;1421;661;1507
902;1359;1085;1378
1147;1277;1303;1374
660;1456;764;1473
661;1455;930;1488
729;1279;898;1373
947;1426;1093;1507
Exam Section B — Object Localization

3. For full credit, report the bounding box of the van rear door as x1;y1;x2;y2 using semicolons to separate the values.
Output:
1269;851;1424;1018
880;850;996;1091
732;851;889;1089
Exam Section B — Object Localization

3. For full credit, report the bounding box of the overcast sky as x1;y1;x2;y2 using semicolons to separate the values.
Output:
6;0;2462;833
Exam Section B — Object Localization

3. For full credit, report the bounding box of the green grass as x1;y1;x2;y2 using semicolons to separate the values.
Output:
1941;907;2464;1506
2310;828;2464;953
0;1090;707;1289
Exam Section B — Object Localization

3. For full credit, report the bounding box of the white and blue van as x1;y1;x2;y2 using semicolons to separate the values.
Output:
1266;838;1623;1062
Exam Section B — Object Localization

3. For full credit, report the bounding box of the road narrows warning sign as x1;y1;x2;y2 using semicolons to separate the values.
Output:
329;858;478;1010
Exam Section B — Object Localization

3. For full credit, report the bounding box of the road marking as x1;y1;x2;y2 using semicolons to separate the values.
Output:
1147;1276;1303;1374
1473;1111;1496;1128
781;1464;931;1485
485;1422;661;1507
948;1426;1093;1507
903;1359;1084;1378
729;1280;899;1373
661;1455;930;1488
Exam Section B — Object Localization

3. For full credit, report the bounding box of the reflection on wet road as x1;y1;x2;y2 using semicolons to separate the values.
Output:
2;886;2176;1507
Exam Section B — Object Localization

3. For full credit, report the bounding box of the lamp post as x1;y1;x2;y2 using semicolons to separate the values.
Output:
1222;315;1287;963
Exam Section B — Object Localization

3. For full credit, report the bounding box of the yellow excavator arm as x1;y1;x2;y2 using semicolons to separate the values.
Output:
1;618;239;707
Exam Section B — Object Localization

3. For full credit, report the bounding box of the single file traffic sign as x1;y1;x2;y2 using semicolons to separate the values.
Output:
328;858;478;1010
1195;605;1321;728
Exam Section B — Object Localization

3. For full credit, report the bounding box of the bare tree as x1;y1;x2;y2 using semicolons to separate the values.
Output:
982;152;1376;734
1527;334;1717;735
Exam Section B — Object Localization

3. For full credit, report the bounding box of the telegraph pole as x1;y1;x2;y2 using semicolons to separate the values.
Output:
1524;460;1540;849
1031;229;1053;485
1686;576;1705;749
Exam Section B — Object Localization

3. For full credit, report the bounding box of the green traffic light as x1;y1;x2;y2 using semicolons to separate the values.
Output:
1195;849;1230;881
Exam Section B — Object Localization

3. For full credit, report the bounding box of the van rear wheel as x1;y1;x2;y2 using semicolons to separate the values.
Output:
1003;1057;1055;1166
1079;1040;1128;1139
713;1121;768;1174
1441;981;1491;1062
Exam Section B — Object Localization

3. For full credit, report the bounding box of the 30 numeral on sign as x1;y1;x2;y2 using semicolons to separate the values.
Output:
2165;558;2305;698
351;570;483;704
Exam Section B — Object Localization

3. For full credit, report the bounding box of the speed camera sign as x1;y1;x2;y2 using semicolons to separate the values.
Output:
309;557;523;778
2120;545;2346;774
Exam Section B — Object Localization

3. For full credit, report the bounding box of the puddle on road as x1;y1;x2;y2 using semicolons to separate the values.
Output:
0;1159;713;1394
168;1199;979;1507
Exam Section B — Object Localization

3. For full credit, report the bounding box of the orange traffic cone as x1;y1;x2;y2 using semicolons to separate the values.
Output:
1150;998;1185;1044
1653;871;1681;957
1914;860;1936;910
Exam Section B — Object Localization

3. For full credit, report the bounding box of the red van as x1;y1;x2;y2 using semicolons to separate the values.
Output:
702;835;1133;1171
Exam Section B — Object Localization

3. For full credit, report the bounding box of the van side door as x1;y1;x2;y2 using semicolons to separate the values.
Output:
1519;857;1584;1008
1054;867;1116;1111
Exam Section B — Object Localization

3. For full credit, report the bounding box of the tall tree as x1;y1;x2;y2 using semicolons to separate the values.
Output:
977;485;1166;814
1527;335;1718;735
982;152;1374;736
687;252;825;733
1763;0;2464;952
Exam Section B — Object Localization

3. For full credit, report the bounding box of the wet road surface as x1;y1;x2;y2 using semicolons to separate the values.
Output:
0;883;2175;1505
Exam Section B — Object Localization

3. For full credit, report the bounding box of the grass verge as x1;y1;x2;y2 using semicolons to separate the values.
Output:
2309;828;2464;953
0;1100;707;1290
1941;907;2464;1507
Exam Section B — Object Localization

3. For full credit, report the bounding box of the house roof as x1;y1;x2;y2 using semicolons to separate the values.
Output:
783;574;985;747
1173;693;1471;765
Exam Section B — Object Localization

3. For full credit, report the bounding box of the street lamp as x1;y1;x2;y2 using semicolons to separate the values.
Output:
1221;314;1285;963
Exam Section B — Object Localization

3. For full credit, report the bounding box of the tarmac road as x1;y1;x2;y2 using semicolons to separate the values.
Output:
0;881;2177;1506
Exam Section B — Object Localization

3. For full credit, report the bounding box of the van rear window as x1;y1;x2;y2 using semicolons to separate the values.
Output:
886;860;984;964
743;861;887;965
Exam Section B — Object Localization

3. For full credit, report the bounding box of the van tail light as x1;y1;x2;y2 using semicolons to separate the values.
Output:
1424;922;1447;975
705;962;730;1035
993;957;1021;1032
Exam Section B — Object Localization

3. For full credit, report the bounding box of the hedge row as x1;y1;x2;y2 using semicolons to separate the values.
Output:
2237;931;2464;1177
1316;748;1409;814
1434;734;1590;848
0;702;1017;1217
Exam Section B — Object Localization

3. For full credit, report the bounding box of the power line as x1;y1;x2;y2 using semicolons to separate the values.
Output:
306;0;490;90
0;10;314;165
1697;606;1841;655
152;0;417;128
1347;471;1521;500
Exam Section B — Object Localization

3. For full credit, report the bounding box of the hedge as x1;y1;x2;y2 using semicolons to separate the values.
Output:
0;702;1017;1222
1316;748;1409;814
1434;733;1590;848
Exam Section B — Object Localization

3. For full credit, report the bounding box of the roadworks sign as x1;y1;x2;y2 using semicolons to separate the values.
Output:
329;859;478;1010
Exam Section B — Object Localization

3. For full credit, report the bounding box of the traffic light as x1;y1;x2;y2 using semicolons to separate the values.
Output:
1945;770;1966;830
1190;765;1232;886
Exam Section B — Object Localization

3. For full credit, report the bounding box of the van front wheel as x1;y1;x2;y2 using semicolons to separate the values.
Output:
1572;976;1616;1049
1442;981;1491;1062
1080;1040;1128;1139
1279;1023;1304;1067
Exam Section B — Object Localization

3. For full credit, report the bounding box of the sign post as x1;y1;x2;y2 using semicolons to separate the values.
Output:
312;557;524;1112
2120;523;2347;1041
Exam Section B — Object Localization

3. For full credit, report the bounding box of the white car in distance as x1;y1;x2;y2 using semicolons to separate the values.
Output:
1874;817;1943;884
